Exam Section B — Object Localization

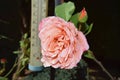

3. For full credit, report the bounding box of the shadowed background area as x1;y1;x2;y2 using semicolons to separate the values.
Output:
0;0;21;75
0;0;120;78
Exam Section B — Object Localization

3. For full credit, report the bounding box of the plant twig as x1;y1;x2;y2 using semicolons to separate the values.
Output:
4;58;18;78
93;58;114;80
84;50;114;80
17;66;25;74
12;55;23;80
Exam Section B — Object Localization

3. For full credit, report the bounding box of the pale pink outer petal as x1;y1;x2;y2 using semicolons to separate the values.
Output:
77;31;89;51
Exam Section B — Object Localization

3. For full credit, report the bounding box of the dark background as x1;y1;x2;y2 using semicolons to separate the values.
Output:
0;0;120;77
0;0;21;73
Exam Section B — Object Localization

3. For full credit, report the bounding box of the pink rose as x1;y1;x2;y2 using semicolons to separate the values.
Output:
38;16;89;69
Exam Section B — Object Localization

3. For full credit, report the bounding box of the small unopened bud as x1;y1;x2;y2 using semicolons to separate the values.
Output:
79;8;88;23
0;58;7;64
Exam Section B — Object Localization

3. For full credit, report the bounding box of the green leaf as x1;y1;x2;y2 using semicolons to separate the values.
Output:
0;77;8;80
84;50;95;60
27;48;30;54
21;57;29;66
0;35;12;40
70;13;79;27
20;40;24;47
55;1;75;21
0;35;7;39
84;23;89;32
13;51;21;54
85;23;93;35
79;23;89;33
23;33;28;39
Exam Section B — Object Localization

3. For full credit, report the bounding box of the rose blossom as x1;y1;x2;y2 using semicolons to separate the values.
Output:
38;16;89;69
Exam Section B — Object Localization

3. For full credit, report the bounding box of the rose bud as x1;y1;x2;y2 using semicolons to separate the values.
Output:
0;58;7;64
79;8;88;23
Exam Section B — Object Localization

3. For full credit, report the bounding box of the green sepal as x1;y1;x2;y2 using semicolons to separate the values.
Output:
84;50;95;60
85;23;93;35
70;13;79;27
